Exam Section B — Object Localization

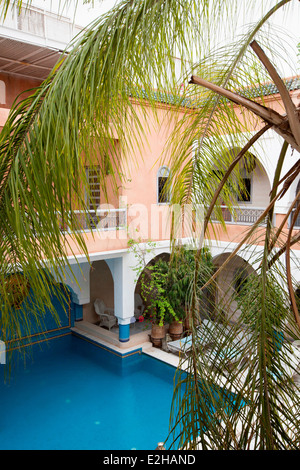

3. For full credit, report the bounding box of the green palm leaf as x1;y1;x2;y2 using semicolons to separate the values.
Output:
1;0;300;450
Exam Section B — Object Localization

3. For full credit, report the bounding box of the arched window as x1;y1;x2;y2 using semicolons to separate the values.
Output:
85;165;101;228
228;147;256;203
237;168;252;203
157;166;170;204
237;154;256;203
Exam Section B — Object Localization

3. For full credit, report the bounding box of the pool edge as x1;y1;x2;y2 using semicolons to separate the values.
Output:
71;329;143;358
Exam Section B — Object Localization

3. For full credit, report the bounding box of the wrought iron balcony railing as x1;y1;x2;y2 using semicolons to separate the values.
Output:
211;205;266;225
59;208;127;233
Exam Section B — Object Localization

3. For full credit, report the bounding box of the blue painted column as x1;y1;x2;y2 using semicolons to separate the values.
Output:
106;256;136;344
118;321;130;343
74;303;83;322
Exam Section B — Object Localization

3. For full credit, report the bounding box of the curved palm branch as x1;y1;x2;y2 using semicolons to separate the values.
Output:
163;0;300;451
0;0;202;353
0;0;271;345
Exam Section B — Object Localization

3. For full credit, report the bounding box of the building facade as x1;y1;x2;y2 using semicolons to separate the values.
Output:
1;4;300;349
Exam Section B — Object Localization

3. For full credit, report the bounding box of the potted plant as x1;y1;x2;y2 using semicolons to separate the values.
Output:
166;246;215;333
129;239;215;344
164;258;185;339
139;260;179;347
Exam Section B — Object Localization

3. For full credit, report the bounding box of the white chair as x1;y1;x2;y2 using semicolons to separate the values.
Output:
94;299;117;331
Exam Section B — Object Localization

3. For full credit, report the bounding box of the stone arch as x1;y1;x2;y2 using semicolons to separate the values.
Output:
227;146;272;206
134;251;171;317
212;252;257;323
83;259;115;325
228;146;271;183
134;251;170;292
132;245;172;292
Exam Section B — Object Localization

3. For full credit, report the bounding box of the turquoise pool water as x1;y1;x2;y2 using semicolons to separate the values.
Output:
0;335;176;450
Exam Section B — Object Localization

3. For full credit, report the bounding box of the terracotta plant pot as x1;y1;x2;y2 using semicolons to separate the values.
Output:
150;324;166;348
169;320;183;341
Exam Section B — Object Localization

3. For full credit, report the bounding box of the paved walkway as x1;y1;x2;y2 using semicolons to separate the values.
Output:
72;321;300;389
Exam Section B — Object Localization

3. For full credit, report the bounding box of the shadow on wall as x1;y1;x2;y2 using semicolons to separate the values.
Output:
83;260;114;324
213;252;256;323
4;278;75;351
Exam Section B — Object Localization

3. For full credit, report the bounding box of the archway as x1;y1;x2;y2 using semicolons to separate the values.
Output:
208;147;270;208
134;252;170;328
83;260;115;330
212;252;257;323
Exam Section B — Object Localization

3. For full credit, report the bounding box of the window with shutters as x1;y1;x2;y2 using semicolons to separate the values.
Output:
86;166;101;228
237;173;252;203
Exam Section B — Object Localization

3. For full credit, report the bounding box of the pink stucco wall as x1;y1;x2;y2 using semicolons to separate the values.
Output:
1;70;300;256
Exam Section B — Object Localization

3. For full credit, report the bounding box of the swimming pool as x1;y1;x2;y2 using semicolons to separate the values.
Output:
0;335;177;450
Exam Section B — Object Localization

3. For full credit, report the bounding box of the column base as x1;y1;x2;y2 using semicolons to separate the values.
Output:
118;323;130;343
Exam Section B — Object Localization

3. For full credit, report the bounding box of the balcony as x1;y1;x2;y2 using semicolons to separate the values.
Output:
0;4;82;48
0;5;82;81
59;208;127;233
211;205;266;225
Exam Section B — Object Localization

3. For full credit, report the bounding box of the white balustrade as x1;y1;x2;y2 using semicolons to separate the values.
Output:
211;205;266;225
59;208;127;233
